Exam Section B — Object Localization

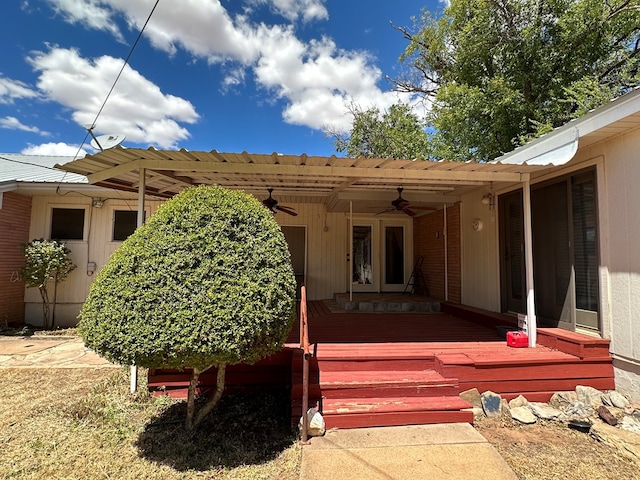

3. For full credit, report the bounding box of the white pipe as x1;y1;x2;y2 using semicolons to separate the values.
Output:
131;167;146;393
522;176;537;347
444;204;448;302
349;200;353;302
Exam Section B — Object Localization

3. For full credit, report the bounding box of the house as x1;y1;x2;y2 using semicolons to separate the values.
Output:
0;154;165;327
2;88;639;403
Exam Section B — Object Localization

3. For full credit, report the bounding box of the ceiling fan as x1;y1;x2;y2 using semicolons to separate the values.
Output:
262;188;298;216
378;187;437;217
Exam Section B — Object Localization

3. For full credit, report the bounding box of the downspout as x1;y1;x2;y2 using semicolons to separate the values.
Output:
522;174;537;347
444;204;448;302
130;167;146;393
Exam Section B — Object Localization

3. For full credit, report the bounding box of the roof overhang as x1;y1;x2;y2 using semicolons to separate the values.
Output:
56;149;560;213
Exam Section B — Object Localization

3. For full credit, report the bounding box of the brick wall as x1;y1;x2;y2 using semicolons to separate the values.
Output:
0;192;32;326
413;203;461;303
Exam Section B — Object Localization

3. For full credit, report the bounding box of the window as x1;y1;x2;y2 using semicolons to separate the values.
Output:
51;208;85;240
113;210;138;241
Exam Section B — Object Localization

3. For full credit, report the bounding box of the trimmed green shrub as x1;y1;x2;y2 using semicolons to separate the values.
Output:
20;239;76;329
79;185;296;429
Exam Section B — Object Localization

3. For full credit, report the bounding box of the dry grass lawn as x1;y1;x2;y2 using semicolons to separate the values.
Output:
0;368;301;479
475;416;640;480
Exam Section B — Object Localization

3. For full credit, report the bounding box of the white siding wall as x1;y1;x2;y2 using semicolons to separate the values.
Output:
275;203;347;301
459;189;501;311
584;127;640;401
25;195;164;326
25;197;348;326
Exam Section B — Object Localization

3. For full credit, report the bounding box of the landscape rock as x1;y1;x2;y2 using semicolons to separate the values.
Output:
500;398;511;417
460;388;482;408
511;406;537;424
558;401;594;421
576;385;604;408
549;391;577;409
465;406;485;420
481;391;503;418
607;391;630;409
528;402;562;420
597;406;618;426
509;395;528;408
620;416;640;434
591;422;640;461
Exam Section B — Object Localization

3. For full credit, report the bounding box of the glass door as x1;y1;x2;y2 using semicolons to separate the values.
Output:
351;223;378;292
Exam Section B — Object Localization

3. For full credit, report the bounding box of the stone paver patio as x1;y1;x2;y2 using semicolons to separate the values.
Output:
0;337;117;368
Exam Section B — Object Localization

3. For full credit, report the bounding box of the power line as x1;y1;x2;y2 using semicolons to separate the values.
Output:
64;0;161;186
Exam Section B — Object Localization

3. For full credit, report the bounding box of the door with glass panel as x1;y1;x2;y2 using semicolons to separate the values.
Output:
351;223;378;292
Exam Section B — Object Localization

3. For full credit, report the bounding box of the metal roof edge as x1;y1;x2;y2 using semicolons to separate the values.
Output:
492;87;640;166
0;181;18;193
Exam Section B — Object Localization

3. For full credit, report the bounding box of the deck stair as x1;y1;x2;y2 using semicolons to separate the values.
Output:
291;343;474;429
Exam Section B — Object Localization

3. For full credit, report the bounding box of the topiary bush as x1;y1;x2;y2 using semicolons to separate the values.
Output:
79;185;296;429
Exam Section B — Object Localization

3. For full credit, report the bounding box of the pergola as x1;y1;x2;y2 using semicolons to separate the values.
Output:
58;133;579;356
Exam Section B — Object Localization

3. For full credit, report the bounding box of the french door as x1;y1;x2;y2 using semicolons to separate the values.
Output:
350;219;411;293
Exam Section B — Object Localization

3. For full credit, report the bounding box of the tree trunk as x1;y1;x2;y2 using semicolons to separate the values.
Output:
38;285;50;330
51;274;59;329
185;365;217;431
185;367;203;431
192;363;227;430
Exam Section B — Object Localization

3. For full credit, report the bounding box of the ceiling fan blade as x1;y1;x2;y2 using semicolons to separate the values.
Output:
275;205;298;216
376;207;396;215
401;207;417;217
408;205;438;211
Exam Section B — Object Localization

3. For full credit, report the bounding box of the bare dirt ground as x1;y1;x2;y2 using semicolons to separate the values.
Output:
475;416;640;480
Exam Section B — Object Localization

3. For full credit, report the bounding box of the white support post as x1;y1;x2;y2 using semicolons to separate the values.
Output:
130;167;146;394
349;200;353;302
522;175;537;347
443;204;448;302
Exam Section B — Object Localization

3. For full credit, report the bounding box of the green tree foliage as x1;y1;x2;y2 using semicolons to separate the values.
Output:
394;0;640;161
20;239;76;330
332;103;430;159
79;185;296;430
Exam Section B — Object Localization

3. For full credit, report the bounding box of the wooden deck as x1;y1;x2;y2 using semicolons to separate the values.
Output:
148;300;615;429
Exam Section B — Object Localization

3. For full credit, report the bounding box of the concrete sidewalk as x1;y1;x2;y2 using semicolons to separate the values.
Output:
0;336;116;368
300;423;517;480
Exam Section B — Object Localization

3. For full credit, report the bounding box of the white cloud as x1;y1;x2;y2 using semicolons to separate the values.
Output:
28;47;199;148
0;75;40;104
107;0;262;63
45;0;124;41
21;141;88;157
0;116;50;135
43;0;415;135
253;32;414;132
248;0;329;22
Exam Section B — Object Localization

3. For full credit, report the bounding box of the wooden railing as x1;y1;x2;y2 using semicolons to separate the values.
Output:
299;285;311;444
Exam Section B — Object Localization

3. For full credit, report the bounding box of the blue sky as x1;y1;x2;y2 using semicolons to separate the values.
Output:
1;1;444;158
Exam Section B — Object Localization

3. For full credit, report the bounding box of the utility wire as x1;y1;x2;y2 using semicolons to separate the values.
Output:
63;0;161;187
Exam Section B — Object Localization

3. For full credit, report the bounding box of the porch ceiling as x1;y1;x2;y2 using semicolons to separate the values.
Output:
56;148;559;214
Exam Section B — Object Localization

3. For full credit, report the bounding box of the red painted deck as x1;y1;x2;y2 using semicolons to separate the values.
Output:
148;300;615;429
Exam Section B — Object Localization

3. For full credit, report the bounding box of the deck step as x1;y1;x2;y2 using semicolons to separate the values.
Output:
321;396;473;429
307;343;438;371
292;369;460;399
